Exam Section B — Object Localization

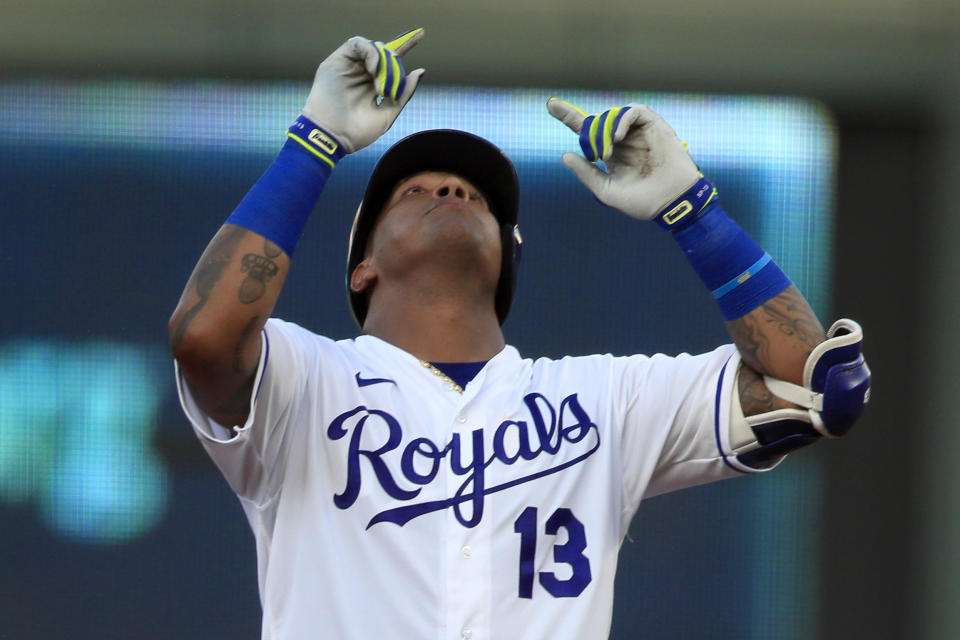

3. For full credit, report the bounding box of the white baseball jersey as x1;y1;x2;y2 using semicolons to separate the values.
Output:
176;318;767;640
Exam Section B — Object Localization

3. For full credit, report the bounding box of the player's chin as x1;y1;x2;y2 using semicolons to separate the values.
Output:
420;222;500;270
426;208;495;240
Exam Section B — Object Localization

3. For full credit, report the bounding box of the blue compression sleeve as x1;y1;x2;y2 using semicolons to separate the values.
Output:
669;192;792;320
225;116;345;257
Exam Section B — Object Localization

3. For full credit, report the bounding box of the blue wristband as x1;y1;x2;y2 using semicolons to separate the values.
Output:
225;116;345;257
673;202;792;320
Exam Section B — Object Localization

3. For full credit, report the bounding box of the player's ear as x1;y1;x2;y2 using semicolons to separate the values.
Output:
349;259;377;293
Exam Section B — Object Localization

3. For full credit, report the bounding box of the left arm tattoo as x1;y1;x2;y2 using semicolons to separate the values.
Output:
737;364;798;416
726;285;825;381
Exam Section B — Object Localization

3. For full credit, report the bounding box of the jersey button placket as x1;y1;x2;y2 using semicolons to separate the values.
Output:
473;432;494;640
444;410;467;640
462;406;495;640
445;408;488;640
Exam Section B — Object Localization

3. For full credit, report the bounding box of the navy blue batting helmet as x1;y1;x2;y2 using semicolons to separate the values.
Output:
346;129;522;326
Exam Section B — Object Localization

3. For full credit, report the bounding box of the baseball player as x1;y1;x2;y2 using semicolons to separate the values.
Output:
169;28;870;639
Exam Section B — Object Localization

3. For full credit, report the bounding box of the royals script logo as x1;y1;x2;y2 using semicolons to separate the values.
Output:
327;393;600;529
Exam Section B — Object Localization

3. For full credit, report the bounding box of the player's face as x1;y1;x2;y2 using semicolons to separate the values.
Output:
381;171;494;224
363;171;503;282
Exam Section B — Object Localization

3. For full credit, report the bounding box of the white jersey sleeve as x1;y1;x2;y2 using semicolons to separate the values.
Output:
614;345;756;515
528;345;759;539
175;318;319;507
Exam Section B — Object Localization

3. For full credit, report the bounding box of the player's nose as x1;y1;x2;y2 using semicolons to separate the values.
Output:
432;175;470;201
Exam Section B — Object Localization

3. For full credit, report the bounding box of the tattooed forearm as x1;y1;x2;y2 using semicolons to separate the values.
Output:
725;285;826;381
170;225;246;351
738;365;796;416
726;316;770;374
755;286;825;348
170;229;289;424
238;239;282;304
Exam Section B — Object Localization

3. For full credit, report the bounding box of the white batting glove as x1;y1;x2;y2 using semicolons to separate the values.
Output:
547;98;703;222
302;28;426;154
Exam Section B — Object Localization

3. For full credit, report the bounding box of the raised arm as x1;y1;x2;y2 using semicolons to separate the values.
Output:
547;98;870;466
169;29;426;427
169;227;290;427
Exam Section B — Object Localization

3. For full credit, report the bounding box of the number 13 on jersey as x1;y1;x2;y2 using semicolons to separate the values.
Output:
513;506;592;598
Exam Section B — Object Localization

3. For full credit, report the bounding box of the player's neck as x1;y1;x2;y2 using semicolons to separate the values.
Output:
362;291;504;362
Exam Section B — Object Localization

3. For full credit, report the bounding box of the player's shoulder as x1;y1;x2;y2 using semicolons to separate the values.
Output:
524;344;737;386
262;317;366;369
525;351;644;384
264;317;339;349
529;350;645;369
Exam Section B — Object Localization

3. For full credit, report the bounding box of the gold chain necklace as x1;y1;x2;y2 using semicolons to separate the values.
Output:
419;360;464;393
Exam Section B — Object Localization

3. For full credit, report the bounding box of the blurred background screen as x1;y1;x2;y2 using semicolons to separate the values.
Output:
0;81;834;638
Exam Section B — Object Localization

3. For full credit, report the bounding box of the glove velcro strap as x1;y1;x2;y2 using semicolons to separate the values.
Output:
287;116;347;170
655;176;718;231
578;106;629;162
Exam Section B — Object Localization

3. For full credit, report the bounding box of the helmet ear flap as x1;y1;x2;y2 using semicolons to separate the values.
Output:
495;224;523;324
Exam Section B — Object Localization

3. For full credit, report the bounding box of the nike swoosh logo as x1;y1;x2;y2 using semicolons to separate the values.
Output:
355;372;397;388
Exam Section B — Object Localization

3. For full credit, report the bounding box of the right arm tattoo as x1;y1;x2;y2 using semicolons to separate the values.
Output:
238;239;282;304
169;224;246;351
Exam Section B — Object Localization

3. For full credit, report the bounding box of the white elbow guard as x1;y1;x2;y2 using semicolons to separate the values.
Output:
733;319;871;470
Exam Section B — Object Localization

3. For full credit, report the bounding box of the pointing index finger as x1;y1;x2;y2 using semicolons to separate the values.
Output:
547;97;589;133
385;27;425;55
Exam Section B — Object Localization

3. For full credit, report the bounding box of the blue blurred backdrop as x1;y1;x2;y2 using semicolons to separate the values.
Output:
0;82;835;638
